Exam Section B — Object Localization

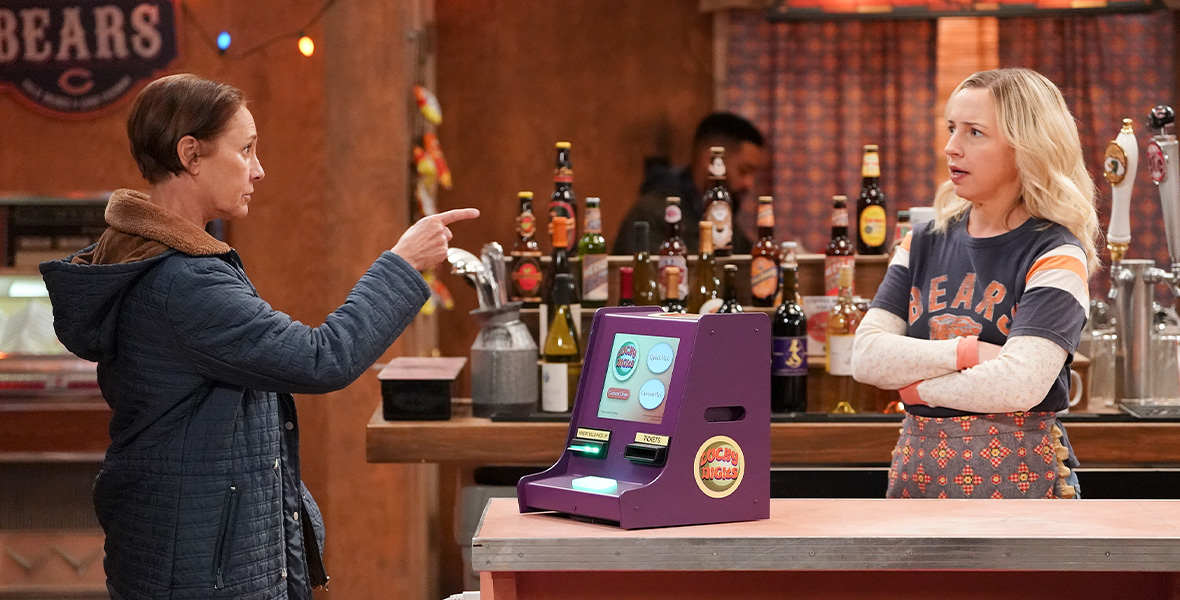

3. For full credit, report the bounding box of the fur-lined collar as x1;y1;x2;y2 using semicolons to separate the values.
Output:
105;189;231;256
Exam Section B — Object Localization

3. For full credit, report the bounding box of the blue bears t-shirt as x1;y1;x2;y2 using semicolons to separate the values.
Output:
870;212;1089;417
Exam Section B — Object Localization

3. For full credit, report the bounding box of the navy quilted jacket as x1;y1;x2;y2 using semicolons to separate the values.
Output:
41;242;429;599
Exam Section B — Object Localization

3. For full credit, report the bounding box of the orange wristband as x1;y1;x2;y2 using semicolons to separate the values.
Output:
956;335;980;370
899;381;927;406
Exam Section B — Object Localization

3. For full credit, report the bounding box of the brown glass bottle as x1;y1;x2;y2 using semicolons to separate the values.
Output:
856;145;888;255
631;222;659;306
549;142;577;251
509;191;543;306
703;147;734;257
824;195;855;296
657;196;688;304
717;264;744;314
750;195;780;307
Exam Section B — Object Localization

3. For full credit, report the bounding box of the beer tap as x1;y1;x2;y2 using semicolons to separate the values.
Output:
1147;105;1180;300
1104;118;1138;265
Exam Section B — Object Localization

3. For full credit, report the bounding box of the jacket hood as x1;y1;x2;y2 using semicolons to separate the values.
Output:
39;189;232;361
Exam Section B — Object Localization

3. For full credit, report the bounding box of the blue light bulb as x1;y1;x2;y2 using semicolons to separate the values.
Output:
217;31;231;51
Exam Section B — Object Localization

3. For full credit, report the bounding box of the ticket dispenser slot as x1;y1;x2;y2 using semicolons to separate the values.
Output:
518;307;770;530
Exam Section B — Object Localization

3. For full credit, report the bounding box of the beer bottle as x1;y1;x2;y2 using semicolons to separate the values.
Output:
826;265;863;414
824;195;855;296
660;266;687;314
893;209;912;249
509;191;543;307
771;255;807;413
631;222;659;306
578;197;608;309
687;221;721;314
618;267;635;307
550;142;577;251
856;145;888;255
750;196;780;307
703;147;734;257
774;241;798;306
718;264;744;314
657;196;688;304
540;273;581;413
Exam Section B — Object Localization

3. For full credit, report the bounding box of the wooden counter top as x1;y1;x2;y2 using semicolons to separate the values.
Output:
367;402;1180;467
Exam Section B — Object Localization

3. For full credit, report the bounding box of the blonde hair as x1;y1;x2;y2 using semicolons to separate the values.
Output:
933;68;1100;276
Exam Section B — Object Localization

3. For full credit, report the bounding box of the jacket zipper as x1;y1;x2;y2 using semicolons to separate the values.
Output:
213;485;240;589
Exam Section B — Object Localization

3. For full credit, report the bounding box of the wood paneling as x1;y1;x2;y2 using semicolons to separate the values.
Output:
433;0;716;392
932;18;999;187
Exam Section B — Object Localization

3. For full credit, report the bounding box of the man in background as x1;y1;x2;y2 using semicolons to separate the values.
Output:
612;112;768;255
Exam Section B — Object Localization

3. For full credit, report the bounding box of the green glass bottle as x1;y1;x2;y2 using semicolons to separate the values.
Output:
578;197;608;309
631;222;659;306
717;264;744;314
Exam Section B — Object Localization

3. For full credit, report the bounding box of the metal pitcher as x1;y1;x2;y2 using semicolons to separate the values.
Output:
470;302;538;418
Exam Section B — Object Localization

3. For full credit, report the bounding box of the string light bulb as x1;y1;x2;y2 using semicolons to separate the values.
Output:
216;31;231;52
297;34;314;57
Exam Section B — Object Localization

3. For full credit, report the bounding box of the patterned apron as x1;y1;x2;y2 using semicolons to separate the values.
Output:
887;412;1078;499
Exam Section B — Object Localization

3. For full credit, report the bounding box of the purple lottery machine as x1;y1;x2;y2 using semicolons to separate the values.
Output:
518;306;771;529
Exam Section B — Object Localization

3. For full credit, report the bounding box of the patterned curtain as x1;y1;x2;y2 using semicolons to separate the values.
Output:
999;12;1177;289
726;11;938;254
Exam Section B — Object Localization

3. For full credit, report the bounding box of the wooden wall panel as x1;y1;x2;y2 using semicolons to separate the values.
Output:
433;0;715;391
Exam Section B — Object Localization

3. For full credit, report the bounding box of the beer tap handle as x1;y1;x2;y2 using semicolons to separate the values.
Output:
1148;105;1175;136
1105;118;1138;263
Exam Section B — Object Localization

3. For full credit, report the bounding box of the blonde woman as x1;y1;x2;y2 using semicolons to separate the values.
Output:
852;68;1099;499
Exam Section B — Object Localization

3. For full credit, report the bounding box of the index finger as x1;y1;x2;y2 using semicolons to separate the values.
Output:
435;208;481;225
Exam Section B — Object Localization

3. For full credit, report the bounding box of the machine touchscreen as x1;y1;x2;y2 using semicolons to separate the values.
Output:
597;333;679;425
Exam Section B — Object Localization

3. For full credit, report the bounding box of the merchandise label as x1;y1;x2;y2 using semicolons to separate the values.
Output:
823;256;855;296
540;362;570;412
664;204;682;224
862;153;881;178
709;202;733;250
831;207;848;228
582;254;609;301
584;207;602;234
657;255;688;299
859;205;887;247
772;336;808;376
511;258;543;297
517;210;536;237
827;334;855;376
750;256;778;301
554;166;573;184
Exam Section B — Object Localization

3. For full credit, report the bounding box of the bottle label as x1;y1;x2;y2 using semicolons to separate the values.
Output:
657;255;688;299
541;362;570;412
664;204;682;224
894;221;911;244
823;256;855;296
826;334;855;376
858;205;887;248
831;207;848;228
862;152;880;178
757;202;774;228
511;257;543;299
585;206;602;234
554;166;573;184
750;256;778;301
699;297;724;314
709;155;726;178
772;336;808;376
517;210;536;238
709;202;733;250
582;254;609;302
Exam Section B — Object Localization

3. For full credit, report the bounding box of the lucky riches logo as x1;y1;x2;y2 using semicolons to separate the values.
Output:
614;341;638;381
694;436;744;498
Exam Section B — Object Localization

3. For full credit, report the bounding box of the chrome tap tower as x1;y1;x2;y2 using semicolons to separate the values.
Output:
1109;106;1179;404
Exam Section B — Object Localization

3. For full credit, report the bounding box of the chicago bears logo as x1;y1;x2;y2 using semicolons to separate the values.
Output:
929;314;982;340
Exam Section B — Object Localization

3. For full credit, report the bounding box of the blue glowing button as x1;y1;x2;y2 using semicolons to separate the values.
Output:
567;438;609;458
571;476;618;493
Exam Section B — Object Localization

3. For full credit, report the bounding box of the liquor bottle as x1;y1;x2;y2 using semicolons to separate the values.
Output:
540;273;582;413
824;195;855;296
631;222;659;306
618;267;635;307
826;265;863;414
509;191;543;307
550;142;577;251
750;196;780;307
539;216;580;345
717;264;744;313
703;147;734;257
657;196;689;303
856;144;888;255
771;256;807;413
660;266;686;314
687;221;721;314
578;197;608;309
774;241;798;306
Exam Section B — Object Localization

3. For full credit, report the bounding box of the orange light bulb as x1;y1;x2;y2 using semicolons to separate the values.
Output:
298;35;314;57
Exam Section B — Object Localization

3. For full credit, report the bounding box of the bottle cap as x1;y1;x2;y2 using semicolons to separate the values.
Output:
518;191;533;199
864;144;879;152
586;196;600;206
665;196;681;205
832;195;848;206
556;141;571;149
758;195;774;204
897;209;910;219
724;263;738;273
710;146;725;155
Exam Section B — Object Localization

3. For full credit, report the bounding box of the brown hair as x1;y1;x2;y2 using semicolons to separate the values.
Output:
127;74;246;184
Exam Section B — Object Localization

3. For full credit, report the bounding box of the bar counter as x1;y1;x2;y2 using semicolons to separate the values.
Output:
366;400;1180;467
473;497;1180;600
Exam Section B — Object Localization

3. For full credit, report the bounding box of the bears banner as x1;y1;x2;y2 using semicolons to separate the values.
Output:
0;0;179;118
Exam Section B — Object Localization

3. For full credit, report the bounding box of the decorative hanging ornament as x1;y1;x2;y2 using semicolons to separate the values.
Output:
413;146;437;188
423;133;452;189
414;86;442;125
